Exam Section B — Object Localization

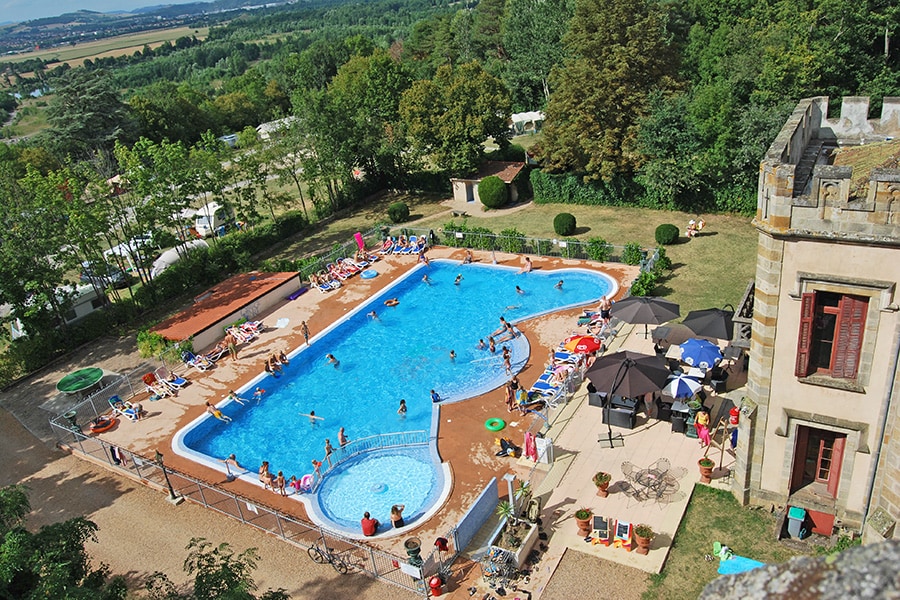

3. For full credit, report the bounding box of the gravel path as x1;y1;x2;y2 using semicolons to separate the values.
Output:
539;549;649;600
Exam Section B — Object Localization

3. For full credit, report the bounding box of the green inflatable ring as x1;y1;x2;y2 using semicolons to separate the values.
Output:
485;418;506;432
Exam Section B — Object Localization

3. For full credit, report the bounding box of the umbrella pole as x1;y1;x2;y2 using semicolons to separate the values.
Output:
597;360;629;449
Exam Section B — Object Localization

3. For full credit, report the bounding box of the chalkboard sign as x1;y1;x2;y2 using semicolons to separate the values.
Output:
616;521;632;539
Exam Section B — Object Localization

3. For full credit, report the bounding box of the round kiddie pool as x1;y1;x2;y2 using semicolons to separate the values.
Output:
174;259;617;535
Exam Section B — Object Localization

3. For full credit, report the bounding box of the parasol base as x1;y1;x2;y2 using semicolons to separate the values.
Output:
597;433;625;448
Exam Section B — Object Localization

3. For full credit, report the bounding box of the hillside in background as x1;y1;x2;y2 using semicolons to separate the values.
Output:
0;0;297;54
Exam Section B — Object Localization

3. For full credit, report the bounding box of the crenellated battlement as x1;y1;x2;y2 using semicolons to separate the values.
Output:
756;97;900;244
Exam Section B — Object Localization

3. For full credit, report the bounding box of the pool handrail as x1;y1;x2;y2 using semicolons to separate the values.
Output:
313;429;428;491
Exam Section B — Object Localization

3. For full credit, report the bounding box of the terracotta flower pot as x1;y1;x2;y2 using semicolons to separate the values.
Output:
596;480;610;497
575;513;593;536
634;533;652;555
698;459;714;484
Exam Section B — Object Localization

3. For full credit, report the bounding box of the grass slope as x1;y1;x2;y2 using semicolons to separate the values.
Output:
644;485;809;600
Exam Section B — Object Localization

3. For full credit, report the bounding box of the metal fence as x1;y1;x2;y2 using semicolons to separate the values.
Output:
51;409;461;596
291;224;657;285
311;430;429;491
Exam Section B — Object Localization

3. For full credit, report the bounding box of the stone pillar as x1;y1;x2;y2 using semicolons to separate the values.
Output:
732;231;785;505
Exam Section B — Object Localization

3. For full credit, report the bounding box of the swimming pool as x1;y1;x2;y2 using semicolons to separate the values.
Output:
175;259;615;533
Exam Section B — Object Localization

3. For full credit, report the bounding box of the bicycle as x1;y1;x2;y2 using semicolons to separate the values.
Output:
307;537;350;574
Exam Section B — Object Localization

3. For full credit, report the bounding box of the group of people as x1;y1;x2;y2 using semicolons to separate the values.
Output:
264;351;290;377
686;218;706;238
257;460;312;496
361;503;406;536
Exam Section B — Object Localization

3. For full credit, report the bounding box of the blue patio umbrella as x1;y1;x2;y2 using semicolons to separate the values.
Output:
679;339;723;369
663;373;703;398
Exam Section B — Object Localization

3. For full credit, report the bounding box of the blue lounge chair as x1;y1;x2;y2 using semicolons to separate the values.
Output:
155;366;188;390
108;395;141;422
182;351;213;372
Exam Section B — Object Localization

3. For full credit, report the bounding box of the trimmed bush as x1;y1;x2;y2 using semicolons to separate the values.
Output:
655;224;679;245
553;213;576;236
586;237;614;262
622;242;644;266
387;202;410;223
653;246;672;274
630;271;659;296
479;176;508;209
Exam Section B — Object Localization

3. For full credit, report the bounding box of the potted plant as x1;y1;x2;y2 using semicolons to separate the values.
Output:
698;457;715;484
492;500;539;567
574;507;593;536
593;471;612;497
633;524;655;555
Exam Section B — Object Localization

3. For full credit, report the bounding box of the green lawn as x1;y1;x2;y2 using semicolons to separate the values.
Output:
644;485;810;600
271;192;757;314
414;203;758;314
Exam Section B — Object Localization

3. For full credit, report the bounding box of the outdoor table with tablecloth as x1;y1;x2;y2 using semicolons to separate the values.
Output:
56;367;104;394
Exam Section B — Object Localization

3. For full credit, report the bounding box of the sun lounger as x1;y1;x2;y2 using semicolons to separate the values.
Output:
378;238;395;255
206;344;227;362
182;351;213;372
108;395;142;422
154;366;188;390
227;326;256;343
553;351;579;363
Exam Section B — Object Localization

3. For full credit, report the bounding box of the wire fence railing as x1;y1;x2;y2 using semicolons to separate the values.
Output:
51;404;474;596
311;430;429;491
291;224;657;286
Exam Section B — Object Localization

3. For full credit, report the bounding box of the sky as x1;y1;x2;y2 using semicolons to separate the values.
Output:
2;1;202;24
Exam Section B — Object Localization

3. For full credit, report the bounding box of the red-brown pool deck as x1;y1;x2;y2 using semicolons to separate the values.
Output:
93;247;636;564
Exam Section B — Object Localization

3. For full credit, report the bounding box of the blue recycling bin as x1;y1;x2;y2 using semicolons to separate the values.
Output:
787;506;806;538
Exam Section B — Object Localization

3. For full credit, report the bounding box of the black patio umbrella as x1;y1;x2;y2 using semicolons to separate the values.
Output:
650;323;697;346
682;307;735;340
586;351;671;400
586;351;670;448
609;296;680;338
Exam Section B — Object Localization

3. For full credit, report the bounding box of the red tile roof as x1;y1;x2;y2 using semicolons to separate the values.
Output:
473;161;526;183
151;271;300;342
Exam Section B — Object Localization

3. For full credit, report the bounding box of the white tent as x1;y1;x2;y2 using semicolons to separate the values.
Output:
510;111;545;134
151;239;209;279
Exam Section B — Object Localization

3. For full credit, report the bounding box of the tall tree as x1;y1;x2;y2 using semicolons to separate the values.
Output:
44;69;136;159
501;0;573;110
328;49;413;182
399;61;511;176
0;485;126;600
538;0;679;181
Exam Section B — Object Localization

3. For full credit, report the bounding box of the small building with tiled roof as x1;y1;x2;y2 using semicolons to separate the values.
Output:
449;161;526;212
151;271;303;351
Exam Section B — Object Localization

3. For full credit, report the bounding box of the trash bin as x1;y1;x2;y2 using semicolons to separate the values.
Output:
787;506;806;538
429;576;443;597
63;410;78;429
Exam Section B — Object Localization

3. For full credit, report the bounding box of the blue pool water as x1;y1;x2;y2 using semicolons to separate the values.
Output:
315;447;441;532
176;259;614;531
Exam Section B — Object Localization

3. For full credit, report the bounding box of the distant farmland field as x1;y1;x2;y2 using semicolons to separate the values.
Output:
5;26;209;68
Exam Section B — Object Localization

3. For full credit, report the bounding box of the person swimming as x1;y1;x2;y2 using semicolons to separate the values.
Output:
326;353;340;367
397;399;407;415
515;285;525;295
555;280;564;290
449;350;456;360
206;401;232;423
454;274;462;285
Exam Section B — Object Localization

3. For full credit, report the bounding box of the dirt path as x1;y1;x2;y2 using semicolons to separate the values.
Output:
0;406;419;598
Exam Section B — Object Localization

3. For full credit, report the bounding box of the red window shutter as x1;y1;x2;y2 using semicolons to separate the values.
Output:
826;436;845;499
832;296;867;379
795;292;816;377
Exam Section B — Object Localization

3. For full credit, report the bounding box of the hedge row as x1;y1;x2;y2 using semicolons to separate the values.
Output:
530;170;756;214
